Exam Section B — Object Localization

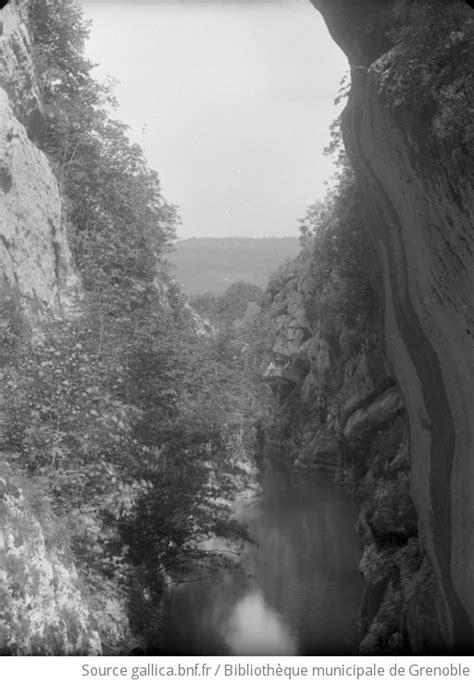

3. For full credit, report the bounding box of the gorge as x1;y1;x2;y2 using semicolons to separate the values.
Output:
0;0;473;657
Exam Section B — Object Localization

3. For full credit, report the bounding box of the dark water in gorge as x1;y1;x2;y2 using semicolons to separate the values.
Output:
161;463;364;655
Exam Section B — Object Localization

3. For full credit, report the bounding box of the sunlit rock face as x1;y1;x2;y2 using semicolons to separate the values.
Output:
0;0;43;143
0;462;101;655
0;0;77;316
312;0;474;652
0;2;98;655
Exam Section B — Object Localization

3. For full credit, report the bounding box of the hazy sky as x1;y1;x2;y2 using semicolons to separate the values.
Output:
81;0;347;239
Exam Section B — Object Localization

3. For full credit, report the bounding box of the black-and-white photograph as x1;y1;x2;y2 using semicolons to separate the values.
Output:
0;0;473;660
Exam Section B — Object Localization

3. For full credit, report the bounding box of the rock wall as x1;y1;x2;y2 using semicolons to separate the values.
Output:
0;1;101;654
264;248;447;652
0;0;77;316
0;461;101;655
310;0;474;652
264;261;392;466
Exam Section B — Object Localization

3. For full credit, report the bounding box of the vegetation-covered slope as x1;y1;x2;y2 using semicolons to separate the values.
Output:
170;237;300;294
0;0;264;654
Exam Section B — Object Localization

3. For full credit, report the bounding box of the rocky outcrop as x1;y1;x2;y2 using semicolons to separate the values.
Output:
0;0;43;143
0;461;101;655
0;1;100;654
0;0;77;316
311;0;474;653
265;261;395;469
263;252;450;652
0;87;73;313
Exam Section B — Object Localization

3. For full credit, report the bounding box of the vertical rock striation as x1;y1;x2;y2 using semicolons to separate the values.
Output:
310;0;474;652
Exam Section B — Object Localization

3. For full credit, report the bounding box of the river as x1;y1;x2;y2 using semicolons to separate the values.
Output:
161;462;363;655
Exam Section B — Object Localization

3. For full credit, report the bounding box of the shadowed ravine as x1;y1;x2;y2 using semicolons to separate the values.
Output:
161;465;363;656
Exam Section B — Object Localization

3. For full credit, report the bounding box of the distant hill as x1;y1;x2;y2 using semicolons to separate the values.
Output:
170;237;300;295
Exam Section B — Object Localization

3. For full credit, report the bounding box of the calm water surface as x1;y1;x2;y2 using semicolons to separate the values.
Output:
162;464;363;655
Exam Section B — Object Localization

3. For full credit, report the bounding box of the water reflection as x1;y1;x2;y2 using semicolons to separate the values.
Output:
161;464;363;655
225;590;297;655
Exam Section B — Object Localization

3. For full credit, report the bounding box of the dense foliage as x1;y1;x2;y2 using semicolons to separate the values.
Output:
298;171;377;321
190;281;263;327
1;0;263;652
383;2;473;169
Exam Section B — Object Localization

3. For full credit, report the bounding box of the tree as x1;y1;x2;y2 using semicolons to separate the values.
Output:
1;0;261;651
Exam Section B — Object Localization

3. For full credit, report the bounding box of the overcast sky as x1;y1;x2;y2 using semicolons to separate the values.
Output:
81;0;347;239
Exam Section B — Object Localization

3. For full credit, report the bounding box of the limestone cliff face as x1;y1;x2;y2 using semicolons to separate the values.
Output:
311;0;474;652
0;0;76;315
0;1;102;654
0;462;102;655
266;265;393;469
